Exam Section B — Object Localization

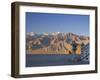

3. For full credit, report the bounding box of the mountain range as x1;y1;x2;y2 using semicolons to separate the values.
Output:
26;32;89;54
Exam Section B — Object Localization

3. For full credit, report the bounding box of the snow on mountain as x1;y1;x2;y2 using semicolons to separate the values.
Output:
26;32;37;36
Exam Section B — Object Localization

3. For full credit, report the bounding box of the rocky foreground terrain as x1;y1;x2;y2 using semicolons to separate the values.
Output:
26;32;89;54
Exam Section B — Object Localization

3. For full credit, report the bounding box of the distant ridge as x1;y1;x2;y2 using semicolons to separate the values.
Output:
26;32;89;54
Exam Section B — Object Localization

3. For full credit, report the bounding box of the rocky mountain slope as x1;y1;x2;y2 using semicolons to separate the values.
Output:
26;32;89;54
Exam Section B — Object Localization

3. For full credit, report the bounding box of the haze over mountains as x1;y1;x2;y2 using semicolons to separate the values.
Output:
26;32;89;54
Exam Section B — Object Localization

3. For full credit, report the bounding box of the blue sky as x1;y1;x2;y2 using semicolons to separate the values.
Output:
26;12;89;36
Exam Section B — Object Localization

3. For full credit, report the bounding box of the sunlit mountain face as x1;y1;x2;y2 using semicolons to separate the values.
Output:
26;32;89;55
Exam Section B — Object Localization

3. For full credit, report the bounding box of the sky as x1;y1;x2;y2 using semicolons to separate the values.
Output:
26;12;89;36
